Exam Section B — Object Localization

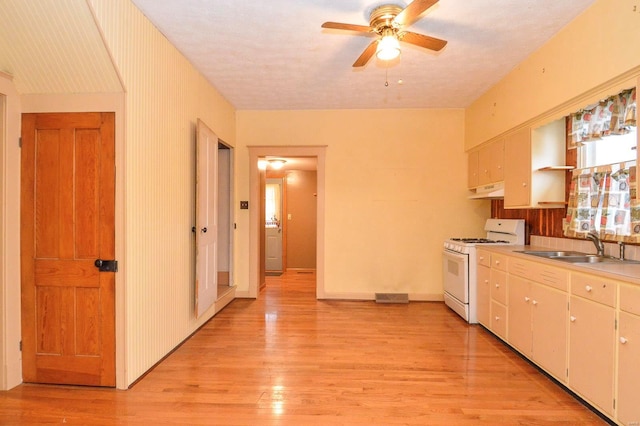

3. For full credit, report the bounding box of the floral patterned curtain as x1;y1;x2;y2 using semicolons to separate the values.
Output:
568;87;636;148
564;163;640;242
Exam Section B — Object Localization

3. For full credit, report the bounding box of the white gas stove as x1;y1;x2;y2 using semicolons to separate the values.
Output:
442;219;525;323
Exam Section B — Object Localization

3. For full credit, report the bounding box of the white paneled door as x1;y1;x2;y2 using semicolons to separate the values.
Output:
195;119;218;318
265;178;283;272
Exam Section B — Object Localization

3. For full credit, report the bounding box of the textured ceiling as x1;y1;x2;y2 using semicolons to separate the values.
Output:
130;0;597;110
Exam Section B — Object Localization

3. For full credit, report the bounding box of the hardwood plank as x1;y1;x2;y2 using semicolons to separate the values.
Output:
1;271;605;424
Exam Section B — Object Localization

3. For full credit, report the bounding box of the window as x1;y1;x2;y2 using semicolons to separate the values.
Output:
570;87;637;169
578;127;636;168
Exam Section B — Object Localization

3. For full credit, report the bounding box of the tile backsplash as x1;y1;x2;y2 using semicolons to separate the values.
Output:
530;235;639;261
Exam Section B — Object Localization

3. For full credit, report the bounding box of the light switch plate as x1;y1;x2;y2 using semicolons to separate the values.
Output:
240;201;249;209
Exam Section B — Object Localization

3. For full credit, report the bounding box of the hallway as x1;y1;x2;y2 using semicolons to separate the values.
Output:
0;271;604;425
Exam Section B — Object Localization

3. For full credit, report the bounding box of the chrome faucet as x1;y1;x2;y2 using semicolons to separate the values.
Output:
586;231;605;256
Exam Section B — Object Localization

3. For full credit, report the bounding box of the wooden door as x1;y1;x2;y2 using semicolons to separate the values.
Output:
21;112;116;386
195;119;218;318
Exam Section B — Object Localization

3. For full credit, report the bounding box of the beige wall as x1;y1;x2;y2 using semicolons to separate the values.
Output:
466;0;640;150
88;0;237;387
237;109;489;299
286;170;317;269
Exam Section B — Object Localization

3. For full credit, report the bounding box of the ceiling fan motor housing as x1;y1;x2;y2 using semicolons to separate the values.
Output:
369;5;403;33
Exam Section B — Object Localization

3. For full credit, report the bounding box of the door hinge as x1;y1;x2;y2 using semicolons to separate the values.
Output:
615;318;618;330
18;137;22;148
19;340;22;351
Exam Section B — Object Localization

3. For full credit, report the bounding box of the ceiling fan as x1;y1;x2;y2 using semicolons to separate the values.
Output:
321;0;447;67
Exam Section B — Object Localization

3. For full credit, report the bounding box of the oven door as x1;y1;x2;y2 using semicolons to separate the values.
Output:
442;249;469;320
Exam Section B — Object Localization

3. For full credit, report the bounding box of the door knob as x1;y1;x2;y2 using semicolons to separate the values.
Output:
95;259;118;272
201;227;207;233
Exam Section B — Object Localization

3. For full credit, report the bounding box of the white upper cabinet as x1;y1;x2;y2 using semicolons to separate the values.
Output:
504;119;569;208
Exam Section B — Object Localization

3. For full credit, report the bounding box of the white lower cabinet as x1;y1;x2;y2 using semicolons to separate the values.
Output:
477;250;640;425
530;283;568;381
617;285;640;426
568;295;616;416
477;262;491;327
508;274;568;382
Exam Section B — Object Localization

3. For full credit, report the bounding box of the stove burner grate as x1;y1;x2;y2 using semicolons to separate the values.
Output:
450;238;509;244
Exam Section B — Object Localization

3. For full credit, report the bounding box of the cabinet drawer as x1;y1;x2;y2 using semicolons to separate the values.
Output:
492;253;508;272
477;249;491;267
491;301;508;339
532;263;569;292
620;284;640;316
509;257;532;278
491;269;508;305
571;273;617;307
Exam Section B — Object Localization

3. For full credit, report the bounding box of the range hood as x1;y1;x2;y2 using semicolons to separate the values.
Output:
469;182;505;200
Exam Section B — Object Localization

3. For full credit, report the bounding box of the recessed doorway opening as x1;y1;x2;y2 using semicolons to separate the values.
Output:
248;146;326;299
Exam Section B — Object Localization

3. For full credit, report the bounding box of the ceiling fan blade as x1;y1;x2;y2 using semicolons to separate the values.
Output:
353;40;378;67
394;0;439;27
321;22;373;34
399;31;447;51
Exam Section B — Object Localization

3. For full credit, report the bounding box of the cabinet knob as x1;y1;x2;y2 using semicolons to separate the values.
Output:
524;296;530;302
495;260;500;265
484;279;489;284
620;337;628;344
532;300;538;306
495;316;500;321
522;182;527;187
479;256;484;261
585;285;592;292
495;283;500;288
570;316;577;322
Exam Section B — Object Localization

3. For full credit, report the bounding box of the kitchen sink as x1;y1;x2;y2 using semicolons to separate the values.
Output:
515;250;640;264
516;250;587;258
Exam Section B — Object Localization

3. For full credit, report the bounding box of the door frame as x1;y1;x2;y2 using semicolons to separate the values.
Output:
248;146;326;298
16;93;126;389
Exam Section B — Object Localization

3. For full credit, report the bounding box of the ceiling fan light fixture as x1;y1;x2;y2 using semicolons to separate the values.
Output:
376;32;400;61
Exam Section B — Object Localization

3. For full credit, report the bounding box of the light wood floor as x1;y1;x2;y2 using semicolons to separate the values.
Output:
1;271;606;425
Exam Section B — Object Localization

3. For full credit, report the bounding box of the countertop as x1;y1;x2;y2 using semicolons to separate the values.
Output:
478;244;640;286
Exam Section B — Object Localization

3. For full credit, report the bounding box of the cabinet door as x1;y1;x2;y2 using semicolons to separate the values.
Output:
617;312;640;426
478;139;504;185
504;127;531;208
477;264;491;327
490;269;507;305
507;275;532;355
491;301;508;340
531;283;568;382
468;150;479;188
568;296;615;416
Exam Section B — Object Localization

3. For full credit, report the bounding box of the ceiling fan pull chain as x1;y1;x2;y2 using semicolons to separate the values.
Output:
385;67;389;87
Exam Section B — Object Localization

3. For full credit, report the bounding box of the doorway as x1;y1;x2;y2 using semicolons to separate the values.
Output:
248;146;326;299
